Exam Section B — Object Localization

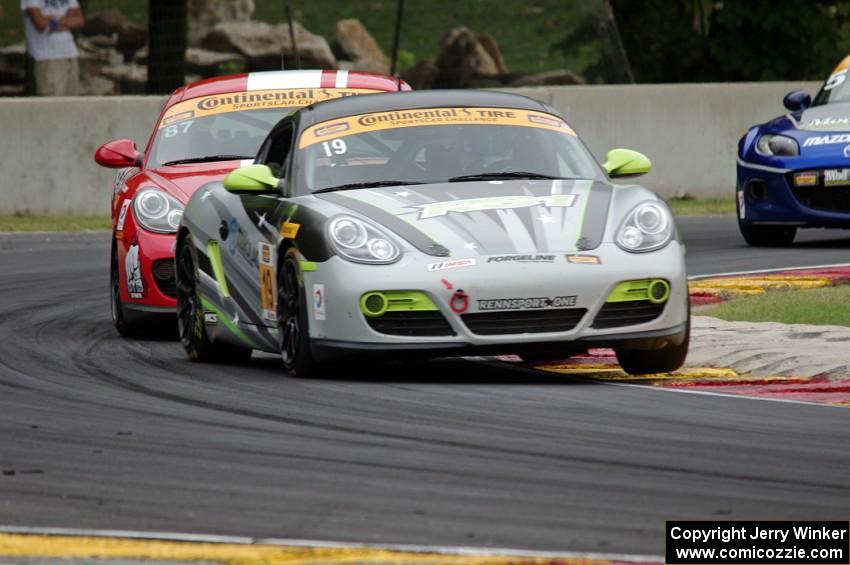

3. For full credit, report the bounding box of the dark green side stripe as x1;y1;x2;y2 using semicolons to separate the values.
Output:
575;182;613;251
316;192;450;257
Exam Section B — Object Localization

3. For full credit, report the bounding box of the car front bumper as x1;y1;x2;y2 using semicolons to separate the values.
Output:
302;242;688;359
737;159;850;227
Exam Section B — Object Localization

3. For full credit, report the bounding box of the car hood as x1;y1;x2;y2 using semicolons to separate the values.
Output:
744;102;850;163
790;102;850;132
311;178;616;256
147;159;247;203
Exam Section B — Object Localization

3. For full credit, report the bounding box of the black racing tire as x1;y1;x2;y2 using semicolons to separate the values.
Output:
738;220;796;247
176;233;252;364
615;319;690;375
110;240;148;338
278;247;318;378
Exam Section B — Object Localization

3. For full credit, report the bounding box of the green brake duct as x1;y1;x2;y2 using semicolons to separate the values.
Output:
606;279;670;304
360;291;438;317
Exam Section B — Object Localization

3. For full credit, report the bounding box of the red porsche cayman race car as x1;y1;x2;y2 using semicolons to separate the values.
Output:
95;70;410;336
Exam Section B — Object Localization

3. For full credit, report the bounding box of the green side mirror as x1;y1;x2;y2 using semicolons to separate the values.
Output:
603;148;652;178
223;164;279;192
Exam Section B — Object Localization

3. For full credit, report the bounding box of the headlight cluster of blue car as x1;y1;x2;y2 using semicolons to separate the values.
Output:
134;189;185;234
328;215;400;264
616;202;673;253
755;133;799;157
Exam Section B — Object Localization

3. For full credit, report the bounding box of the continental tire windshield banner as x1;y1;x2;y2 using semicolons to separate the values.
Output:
299;107;577;148
159;88;381;128
666;521;850;565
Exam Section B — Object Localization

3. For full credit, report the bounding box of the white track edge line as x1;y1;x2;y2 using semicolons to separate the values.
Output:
0;525;662;562
688;262;850;280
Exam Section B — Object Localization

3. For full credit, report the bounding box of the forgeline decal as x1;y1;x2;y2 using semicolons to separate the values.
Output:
802;134;850;147
477;295;578;311
313;284;326;320
299;107;577;148
125;243;145;298
805;117;850;129
427;258;476;271
411;194;577;219
566;254;601;264
280;222;300;239
159;88;381;128
487;254;555;263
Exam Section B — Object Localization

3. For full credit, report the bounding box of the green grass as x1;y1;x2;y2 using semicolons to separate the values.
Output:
666;198;735;216
0;215;110;232
1;0;599;75
700;285;850;327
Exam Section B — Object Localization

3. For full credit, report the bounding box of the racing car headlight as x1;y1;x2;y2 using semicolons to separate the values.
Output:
616;202;673;253
133;188;185;234
755;134;799;157
328;215;400;264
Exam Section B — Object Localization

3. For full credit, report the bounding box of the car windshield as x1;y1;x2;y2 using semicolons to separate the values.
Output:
148;87;382;168
295;107;603;193
813;64;850;106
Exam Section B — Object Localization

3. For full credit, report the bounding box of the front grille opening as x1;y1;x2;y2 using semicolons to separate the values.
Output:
152;258;176;298
591;300;665;329
462;308;587;335
365;311;455;337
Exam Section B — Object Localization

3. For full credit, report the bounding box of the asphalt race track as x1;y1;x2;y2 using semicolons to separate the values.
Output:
1;216;849;556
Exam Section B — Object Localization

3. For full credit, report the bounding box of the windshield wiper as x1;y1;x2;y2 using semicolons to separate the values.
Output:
449;171;576;182
313;180;425;194
162;155;253;166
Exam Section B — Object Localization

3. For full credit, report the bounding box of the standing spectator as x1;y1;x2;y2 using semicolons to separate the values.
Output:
21;0;84;96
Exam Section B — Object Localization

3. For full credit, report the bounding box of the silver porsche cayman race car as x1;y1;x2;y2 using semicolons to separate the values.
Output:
176;90;689;377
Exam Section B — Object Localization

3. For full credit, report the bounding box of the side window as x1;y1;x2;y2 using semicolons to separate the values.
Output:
263;123;294;178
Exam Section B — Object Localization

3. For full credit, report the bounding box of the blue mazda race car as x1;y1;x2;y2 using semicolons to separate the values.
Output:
737;55;850;246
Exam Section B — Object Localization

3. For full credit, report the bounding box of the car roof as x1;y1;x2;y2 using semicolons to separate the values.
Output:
167;70;410;105
297;89;558;126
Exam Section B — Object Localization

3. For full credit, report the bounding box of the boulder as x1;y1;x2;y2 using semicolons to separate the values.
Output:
186;47;245;78
333;19;389;74
116;24;148;62
188;0;255;47
79;73;116;96
275;22;337;70
401;58;439;90
510;69;585;87
202;20;336;71
81;9;130;37
0;42;26;84
202;21;282;70
0;84;25;96
433;27;508;88
82;10;146;61
101;62;148;94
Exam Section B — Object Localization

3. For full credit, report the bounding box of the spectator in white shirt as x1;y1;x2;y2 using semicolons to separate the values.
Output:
21;0;85;96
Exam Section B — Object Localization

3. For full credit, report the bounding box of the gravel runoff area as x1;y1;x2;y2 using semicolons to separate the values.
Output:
689;315;850;378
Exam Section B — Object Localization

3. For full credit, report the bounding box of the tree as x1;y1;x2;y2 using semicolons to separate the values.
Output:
554;0;849;83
